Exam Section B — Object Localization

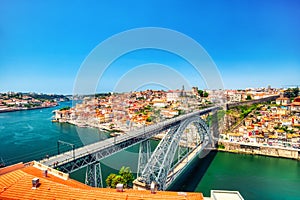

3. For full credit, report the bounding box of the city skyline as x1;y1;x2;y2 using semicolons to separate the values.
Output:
1;0;300;94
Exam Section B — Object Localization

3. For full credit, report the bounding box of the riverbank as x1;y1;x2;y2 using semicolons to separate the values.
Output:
63;119;126;135
0;104;58;113
218;140;300;160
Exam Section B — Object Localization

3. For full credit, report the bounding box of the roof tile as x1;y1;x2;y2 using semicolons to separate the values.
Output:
0;164;203;200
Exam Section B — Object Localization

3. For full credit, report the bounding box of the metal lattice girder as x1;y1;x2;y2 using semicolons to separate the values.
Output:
178;128;188;162
85;162;103;187
53;121;181;174
139;116;211;190
177;123;201;163
193;117;211;144
43;107;219;178
137;140;151;176
139;124;180;190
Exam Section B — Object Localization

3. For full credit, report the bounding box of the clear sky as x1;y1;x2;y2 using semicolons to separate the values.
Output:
1;0;299;94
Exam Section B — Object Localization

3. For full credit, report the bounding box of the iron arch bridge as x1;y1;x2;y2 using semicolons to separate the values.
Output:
134;116;213;190
41;107;220;189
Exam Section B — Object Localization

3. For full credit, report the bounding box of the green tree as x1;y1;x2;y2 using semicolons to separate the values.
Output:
119;166;134;188
285;87;299;98
105;173;116;188
109;123;115;129
178;109;185;115
246;95;252;100
198;90;204;97
105;166;134;188
293;87;299;97
111;175;126;188
203;92;209;97
144;105;152;111
146;116;152;122
59;106;70;111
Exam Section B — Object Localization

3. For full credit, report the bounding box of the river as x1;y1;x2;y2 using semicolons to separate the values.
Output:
0;102;299;199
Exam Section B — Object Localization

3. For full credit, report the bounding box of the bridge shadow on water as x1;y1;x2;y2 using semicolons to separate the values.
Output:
167;150;218;192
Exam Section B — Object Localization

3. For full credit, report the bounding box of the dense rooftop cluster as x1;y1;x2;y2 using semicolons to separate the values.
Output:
54;88;207;132
0;92;67;112
53;86;283;133
223;96;300;149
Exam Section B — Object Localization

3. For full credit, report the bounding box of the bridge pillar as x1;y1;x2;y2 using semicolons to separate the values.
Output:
85;162;103;188
137;140;151;176
211;111;220;147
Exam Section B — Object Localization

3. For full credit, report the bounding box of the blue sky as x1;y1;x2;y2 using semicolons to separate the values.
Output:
1;0;299;94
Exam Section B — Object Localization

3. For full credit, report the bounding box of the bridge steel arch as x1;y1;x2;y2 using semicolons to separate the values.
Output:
136;116;212;190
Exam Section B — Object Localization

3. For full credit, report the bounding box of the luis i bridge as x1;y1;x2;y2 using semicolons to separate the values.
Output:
41;106;221;191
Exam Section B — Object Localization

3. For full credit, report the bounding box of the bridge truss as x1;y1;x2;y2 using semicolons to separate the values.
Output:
136;115;213;190
42;107;219;189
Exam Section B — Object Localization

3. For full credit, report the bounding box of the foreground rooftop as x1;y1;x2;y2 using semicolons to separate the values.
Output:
0;162;203;200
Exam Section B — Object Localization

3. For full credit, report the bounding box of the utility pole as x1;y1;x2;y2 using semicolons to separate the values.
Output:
57;140;75;159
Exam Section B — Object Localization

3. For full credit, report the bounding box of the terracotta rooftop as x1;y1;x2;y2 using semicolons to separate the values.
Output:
0;162;203;200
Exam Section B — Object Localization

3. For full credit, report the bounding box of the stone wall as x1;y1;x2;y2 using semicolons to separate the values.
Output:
226;95;280;110
219;141;300;160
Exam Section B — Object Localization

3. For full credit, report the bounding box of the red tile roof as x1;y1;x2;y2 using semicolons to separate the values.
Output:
294;97;300;103
0;162;203;200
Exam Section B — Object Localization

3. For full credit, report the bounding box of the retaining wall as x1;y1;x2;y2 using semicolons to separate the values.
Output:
219;141;300;160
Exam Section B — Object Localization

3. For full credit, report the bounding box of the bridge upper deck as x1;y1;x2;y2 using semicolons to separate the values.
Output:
42;106;218;170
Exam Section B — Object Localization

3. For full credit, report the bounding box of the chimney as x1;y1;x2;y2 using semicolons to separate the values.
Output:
42;169;48;177
32;178;40;189
116;183;123;192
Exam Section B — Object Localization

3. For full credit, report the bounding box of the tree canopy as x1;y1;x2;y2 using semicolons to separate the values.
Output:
284;87;299;98
105;166;134;188
59;106;70;111
198;90;209;97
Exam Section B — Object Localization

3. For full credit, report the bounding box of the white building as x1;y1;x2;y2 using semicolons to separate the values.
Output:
276;96;290;105
166;90;181;102
152;98;167;108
